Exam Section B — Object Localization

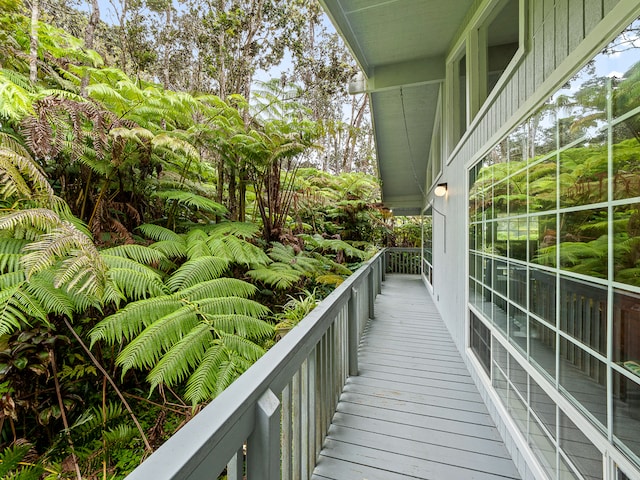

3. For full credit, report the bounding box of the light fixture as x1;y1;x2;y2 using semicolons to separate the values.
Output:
434;183;448;197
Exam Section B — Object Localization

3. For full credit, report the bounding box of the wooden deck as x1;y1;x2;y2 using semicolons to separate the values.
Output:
311;274;521;480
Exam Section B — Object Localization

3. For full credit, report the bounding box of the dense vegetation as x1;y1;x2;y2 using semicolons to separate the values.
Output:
0;0;399;477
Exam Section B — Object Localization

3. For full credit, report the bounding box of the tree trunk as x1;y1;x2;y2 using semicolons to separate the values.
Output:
163;4;171;89
81;0;100;94
29;0;39;83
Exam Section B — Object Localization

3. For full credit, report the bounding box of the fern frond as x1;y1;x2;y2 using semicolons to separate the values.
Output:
103;244;166;264
90;296;183;346
210;314;274;339
183;344;230;403
217;331;265;363
137;223;184;243
196;297;270;318
107;266;168;301
0;208;62;233
247;264;303;290
206;235;270;266
26;273;75;317
153;190;227;215
116;304;201;373
166;256;230;291
177;277;258;301
206;221;261;239
146;322;212;388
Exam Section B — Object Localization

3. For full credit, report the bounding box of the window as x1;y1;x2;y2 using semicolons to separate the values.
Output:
467;15;640;477
446;0;526;155
484;0;521;99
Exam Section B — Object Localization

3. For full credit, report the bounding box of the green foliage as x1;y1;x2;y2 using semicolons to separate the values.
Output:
0;444;44;480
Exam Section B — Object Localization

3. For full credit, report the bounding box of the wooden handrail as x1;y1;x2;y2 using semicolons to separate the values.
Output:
125;249;386;480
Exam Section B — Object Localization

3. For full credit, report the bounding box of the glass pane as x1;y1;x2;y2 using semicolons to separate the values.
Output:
559;411;603;480
558;454;581;480
609;18;640;120
508;171;528;216
613;288;640;364
531;377;556;437
494;258;508;297
559;133;608;209
559;276;607;355
494;179;509;218
559;340;607;426
508;350;528;398
493;361;509;407
528;154;557;213
613;203;640;287
509;262;527;308
559;208;608;279
528;413;557;480
508;384;528;433
528;103;557;160
494;339;508;373
530;214;556;265
483;286;493;322
470;312;491;375
613;370;640;460
493;293;508;336
509;303;527;353
508;123;527;170
489;220;508;256
555;67;607;150
529;267;556;322
508;217;530;260
530;316;556;380
612;116;640;201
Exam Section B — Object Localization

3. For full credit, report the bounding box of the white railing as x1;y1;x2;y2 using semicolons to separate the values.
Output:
385;247;421;274
124;250;385;480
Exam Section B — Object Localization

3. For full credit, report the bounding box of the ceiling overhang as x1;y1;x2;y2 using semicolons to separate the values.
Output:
318;0;475;216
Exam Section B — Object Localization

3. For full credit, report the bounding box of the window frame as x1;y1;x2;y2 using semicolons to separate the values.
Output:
445;0;528;162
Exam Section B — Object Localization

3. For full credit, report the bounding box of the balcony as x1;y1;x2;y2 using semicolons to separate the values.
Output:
125;249;520;480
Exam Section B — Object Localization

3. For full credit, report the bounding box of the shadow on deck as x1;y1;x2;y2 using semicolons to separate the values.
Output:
312;274;521;480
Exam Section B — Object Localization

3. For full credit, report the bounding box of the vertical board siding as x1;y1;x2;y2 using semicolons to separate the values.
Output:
585;0;604;32
568;1;586;51
456;0;617;169
543;12;556;79
555;0;570;64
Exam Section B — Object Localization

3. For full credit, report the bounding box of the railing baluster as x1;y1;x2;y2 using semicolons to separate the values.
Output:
349;288;359;376
307;351;317;478
301;360;309;480
281;384;291;480
292;370;301;478
247;389;280;480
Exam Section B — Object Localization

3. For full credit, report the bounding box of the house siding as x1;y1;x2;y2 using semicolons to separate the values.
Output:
434;1;640;479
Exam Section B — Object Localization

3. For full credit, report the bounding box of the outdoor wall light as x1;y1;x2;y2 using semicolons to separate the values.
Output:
434;183;448;197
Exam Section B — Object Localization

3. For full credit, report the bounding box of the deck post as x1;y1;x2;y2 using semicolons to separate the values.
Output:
380;250;389;282
348;288;359;376
247;389;280;480
368;268;375;319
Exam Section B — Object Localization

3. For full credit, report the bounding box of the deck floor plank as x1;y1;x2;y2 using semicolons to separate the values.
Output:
311;274;520;480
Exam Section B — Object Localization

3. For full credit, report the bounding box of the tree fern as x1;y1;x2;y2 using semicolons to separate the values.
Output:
152;190;228;216
247;263;304;290
137;223;184;243
166;256;230;291
206;235;270;267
